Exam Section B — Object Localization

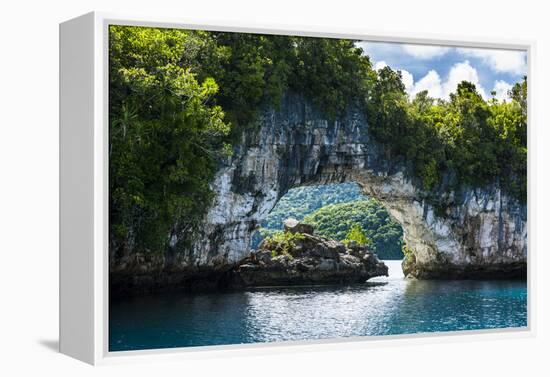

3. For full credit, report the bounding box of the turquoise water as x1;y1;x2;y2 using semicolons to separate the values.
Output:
109;261;527;351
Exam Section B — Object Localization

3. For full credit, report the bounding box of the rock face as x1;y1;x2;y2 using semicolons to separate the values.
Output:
283;218;315;235
110;92;527;292
195;93;527;279
399;187;527;279
230;222;388;287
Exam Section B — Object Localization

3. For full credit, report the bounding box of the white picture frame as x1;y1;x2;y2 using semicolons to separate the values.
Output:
59;11;535;365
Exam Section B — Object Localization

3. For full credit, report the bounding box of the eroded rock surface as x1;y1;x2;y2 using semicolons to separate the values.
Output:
195;93;526;280
231;223;388;287
283;218;315;235
110;93;527;293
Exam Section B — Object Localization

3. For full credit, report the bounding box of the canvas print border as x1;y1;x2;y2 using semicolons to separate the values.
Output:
59;11;535;365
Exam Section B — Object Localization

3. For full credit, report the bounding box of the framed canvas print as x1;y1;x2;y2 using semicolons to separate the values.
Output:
59;12;532;365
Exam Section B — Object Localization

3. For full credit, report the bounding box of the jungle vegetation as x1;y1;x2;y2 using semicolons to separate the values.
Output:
109;25;527;256
258;183;364;235
255;183;404;260
303;200;404;259
344;223;371;248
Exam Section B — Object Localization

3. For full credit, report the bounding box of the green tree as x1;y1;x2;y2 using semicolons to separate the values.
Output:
259;183;365;236
509;76;527;121
211;33;293;129
290;38;376;118
344;223;371;247
366;64;527;200
303;199;404;259
109;26;231;258
367;66;411;151
109;26;527;265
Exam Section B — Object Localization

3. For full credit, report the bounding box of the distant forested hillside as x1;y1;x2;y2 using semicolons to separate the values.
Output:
261;183;364;231
304;200;404;260
255;183;404;259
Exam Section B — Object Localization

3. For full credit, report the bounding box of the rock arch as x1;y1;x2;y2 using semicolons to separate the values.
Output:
194;93;527;279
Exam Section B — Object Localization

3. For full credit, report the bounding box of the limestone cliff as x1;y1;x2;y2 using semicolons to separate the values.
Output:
110;93;527;292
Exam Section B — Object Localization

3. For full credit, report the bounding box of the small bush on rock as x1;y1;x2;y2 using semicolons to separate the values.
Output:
344;223;372;247
264;231;305;258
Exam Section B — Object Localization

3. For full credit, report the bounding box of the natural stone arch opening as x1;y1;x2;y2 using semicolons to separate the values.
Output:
196;93;526;279
238;172;436;277
249;181;405;262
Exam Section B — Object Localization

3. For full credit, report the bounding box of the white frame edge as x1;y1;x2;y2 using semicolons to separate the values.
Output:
60;12;96;364
59;11;536;366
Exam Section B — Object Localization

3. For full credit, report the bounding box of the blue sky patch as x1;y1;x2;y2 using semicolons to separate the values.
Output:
356;41;527;101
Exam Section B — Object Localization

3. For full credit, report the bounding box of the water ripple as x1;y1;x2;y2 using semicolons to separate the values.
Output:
109;261;527;351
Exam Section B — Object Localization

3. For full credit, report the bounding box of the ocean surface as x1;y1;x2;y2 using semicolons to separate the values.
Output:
109;260;528;351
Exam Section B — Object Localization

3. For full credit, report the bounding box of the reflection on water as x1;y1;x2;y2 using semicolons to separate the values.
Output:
109;261;527;351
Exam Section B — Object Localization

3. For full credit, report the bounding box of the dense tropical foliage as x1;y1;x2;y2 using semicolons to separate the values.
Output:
254;183;403;260
303;200;404;259
109;26;377;255
368;68;527;198
259;183;364;234
344;224;372;248
109;27;232;255
262;231;305;259
109;25;527;258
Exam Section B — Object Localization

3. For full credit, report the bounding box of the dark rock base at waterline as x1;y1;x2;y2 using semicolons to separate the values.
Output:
109;269;235;297
109;261;527;297
109;265;387;298
403;259;527;280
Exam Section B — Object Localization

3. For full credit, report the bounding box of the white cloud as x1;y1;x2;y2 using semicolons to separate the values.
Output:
402;44;450;59
357;40;525;101
400;69;414;93
374;60;388;71
358;41;527;77
410;70;443;98
492;80;512;101
457;48;527;75
372;62;414;96
443;60;487;99
407;61;487;100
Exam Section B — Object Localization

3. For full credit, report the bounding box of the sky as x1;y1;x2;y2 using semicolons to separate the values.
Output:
356;41;527;101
